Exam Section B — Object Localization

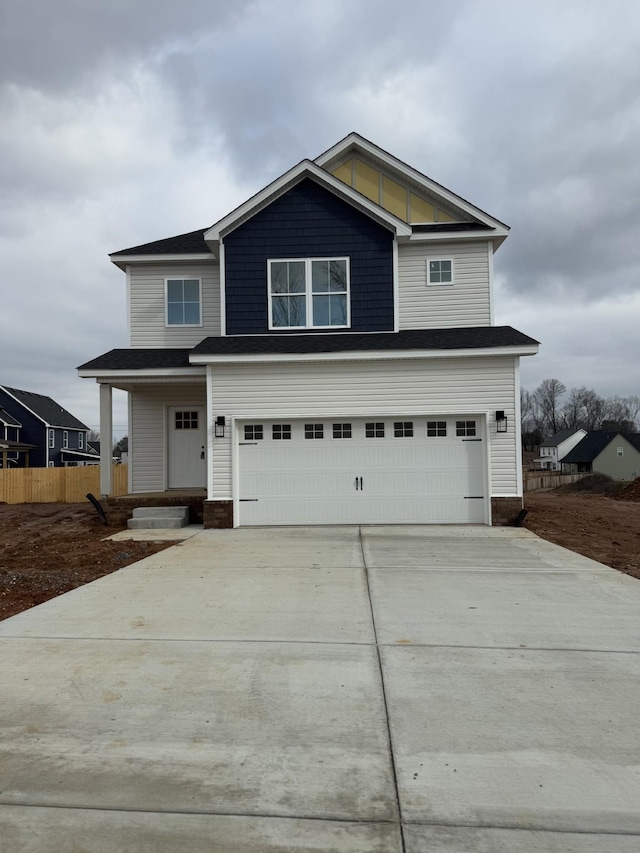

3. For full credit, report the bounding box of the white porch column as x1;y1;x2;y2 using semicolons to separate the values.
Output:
99;383;113;496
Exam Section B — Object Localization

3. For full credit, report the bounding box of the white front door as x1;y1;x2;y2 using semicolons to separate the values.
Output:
238;417;487;525
168;406;206;488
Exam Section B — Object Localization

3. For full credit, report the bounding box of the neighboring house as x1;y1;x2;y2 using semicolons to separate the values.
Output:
78;132;539;527
561;431;640;480
536;429;587;470
0;406;36;468
0;387;95;468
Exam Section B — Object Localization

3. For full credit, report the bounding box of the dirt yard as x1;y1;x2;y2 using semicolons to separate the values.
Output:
0;503;171;621
1;486;639;621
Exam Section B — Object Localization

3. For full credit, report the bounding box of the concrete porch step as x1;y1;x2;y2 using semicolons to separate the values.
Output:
127;506;189;529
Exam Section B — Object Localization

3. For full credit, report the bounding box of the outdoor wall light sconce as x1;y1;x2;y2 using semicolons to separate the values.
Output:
496;410;508;433
215;416;226;438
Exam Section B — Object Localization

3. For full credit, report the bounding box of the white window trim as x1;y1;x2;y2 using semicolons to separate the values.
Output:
267;257;351;331
63;430;69;448
48;429;55;449
426;257;454;287
78;433;84;450
164;277;203;328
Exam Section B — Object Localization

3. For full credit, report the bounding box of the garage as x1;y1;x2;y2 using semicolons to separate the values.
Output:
237;416;488;525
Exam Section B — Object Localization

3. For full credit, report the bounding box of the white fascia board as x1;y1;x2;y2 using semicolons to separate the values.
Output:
190;344;539;366
77;367;206;381
0;387;48;427
205;160;412;244
110;253;214;271
315;133;510;233
409;230;509;248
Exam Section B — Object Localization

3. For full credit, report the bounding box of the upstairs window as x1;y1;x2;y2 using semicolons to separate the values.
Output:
63;430;69;449
166;278;202;326
427;259;453;286
78;433;84;450
48;429;55;448
268;258;349;329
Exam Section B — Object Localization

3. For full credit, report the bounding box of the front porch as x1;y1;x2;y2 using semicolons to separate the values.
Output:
105;490;207;527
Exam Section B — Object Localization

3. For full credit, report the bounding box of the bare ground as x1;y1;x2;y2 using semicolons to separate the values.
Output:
0;503;171;621
1;488;639;622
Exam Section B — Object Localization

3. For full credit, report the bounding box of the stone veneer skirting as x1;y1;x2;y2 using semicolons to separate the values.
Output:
491;496;524;526
203;500;234;529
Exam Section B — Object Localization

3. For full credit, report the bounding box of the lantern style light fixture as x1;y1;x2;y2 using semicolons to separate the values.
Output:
495;410;508;433
215;415;226;438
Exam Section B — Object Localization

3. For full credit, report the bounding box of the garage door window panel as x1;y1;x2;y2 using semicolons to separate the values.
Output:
333;423;352;439
456;420;477;437
268;258;349;329
272;424;292;440
394;421;414;437
366;422;385;438
305;423;324;439
244;424;264;440
427;421;447;437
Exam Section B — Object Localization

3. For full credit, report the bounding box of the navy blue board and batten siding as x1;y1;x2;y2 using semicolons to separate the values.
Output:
223;178;395;335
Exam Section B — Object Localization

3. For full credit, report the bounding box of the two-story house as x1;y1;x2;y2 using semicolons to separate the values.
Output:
536;429;587;470
0;386;96;468
78;133;538;528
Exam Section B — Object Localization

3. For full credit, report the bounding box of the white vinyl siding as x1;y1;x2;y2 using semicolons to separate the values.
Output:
208;355;517;501
398;241;491;329
129;383;206;492
129;261;220;346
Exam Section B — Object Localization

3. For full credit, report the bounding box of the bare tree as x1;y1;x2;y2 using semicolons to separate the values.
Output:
534;379;566;436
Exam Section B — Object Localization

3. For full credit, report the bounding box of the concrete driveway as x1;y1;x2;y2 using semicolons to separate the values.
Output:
1;525;639;852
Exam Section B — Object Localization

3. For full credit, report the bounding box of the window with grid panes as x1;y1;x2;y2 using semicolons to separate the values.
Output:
304;423;324;439
175;411;198;429
394;421;413;437
427;421;447;437
244;424;263;440
332;423;352;439
365;422;385;438
456;420;476;437
272;424;291;440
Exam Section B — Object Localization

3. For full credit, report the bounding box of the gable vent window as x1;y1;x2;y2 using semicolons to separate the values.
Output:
305;423;324;439
617;447;624;457
427;421;447;437
333;423;352;439
272;424;292;440
268;258;349;329
365;422;385;438
456;420;477;437
166;278;202;326
427;259;453;286
244;424;263;441
394;421;414;438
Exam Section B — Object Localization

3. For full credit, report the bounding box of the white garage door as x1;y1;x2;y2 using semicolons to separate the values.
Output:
238;417;487;525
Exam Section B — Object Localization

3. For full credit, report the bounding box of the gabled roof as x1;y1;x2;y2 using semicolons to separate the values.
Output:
111;229;212;257
204;159;412;248
314;132;510;237
561;432;621;464
541;429;584;447
0;407;21;427
0;386;89;430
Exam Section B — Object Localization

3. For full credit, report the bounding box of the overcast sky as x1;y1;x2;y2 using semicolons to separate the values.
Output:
1;0;639;438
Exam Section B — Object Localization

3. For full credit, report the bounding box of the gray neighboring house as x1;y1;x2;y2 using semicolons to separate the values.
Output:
561;431;640;480
536;429;587;470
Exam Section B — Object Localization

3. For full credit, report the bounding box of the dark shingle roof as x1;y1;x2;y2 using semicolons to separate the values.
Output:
0;407;21;427
0;387;89;430
78;349;193;371
78;328;538;371
561;432;620;464
541;429;583;447
191;326;539;357
111;229;212;257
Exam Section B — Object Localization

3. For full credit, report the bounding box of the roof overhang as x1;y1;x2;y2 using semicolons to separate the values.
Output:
204;159;412;251
110;253;213;271
60;449;101;460
190;344;539;366
315;132;510;248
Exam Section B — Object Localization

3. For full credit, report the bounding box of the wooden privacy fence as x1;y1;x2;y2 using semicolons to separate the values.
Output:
524;472;587;492
0;465;128;504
